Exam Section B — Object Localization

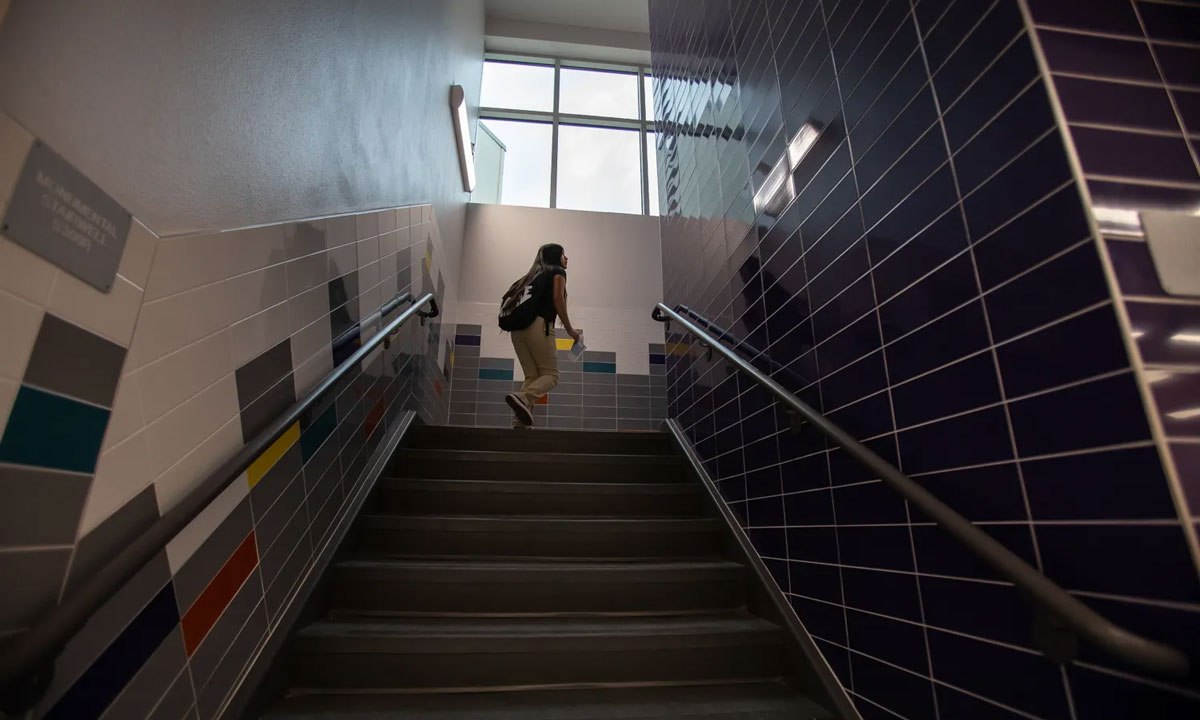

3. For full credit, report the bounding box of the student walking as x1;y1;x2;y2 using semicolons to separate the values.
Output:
497;244;581;428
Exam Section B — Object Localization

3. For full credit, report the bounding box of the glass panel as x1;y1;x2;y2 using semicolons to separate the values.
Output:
479;119;552;208
644;74;656;122
480;61;554;112
647;131;660;216
556;125;642;214
559;68;639;119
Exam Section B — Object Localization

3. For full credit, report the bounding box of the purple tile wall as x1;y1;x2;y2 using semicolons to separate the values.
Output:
649;0;1200;717
1026;0;1200;577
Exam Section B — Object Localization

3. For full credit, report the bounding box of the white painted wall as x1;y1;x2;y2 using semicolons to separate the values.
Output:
459;203;664;373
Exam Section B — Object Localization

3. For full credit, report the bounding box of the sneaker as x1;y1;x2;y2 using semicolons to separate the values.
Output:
505;393;533;427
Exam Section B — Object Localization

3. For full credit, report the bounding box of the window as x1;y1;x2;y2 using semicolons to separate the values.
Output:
559;68;639;119
557;126;641;214
476;56;657;215
478;119;552;208
480;61;554;112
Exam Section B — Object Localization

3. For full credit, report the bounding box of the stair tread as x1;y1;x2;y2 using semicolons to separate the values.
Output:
265;682;831;719
297;611;780;640
337;558;743;572
384;477;699;491
395;449;682;464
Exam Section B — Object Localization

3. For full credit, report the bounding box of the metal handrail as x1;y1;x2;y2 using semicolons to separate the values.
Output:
652;302;1191;678
0;293;439;710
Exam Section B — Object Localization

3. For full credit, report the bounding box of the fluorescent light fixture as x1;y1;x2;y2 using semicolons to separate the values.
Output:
449;85;476;192
753;155;794;214
1167;407;1200;421
787;123;820;169
1170;331;1200;344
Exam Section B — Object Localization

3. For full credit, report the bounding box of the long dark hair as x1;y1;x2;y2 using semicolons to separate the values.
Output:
503;243;565;301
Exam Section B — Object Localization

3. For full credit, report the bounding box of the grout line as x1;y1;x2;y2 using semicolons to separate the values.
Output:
1046;69;1200;94
1017;0;1200;593
1030;21;1200;51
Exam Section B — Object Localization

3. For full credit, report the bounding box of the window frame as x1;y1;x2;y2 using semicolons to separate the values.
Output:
479;53;658;216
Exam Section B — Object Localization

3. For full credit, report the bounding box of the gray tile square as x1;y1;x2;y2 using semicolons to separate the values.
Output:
479;357;515;370
618;406;652;419
196;600;267;720
583;418;617;431
145;668;196;720
618;384;652;397
0;465;90;546
449;401;477;415
583;350;616;362
583;406;617;419
650;343;665;353
618;419;654;431
448;414;476;426
617;374;648;384
65;484;159;593
547;405;583;419
547;416;583;430
241;372;297;442
618;395;652;410
249;443;303;520
24;314;127;407
455;324;482;335
259;503;310;590
235;338;294;410
0;547;70;632
265;530;310;620
255;469;307;556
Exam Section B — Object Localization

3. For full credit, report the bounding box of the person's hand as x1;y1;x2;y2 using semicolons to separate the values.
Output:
568;329;582;343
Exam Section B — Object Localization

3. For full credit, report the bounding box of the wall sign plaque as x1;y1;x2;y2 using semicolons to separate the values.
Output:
2;141;131;292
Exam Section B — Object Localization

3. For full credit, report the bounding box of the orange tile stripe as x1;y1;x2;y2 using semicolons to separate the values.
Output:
535;395;548;405
180;531;259;656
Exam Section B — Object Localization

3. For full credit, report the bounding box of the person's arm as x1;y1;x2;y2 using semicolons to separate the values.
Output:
553;275;580;341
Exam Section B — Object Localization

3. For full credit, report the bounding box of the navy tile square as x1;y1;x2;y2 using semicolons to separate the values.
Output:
962;131;1073;240
1021;445;1177;521
871;207;966;304
788;558;845;604
1072;127;1199;185
885;300;991;384
828;435;899;486
1055;76;1182;133
928;629;1072;720
891;351;1002;429
833;480;909;526
1008;372;1150;456
846;609;929;674
1036;524;1200;602
953;81;1055;195
930;0;1024;107
972;183;1090;290
877;250;977;342
1107;240;1165;296
1036;30;1160;83
1069;664;1200;718
786;525;840;564
913;462;1029;522
784;488;835;527
944;36;1043;153
841;566;923;621
984;243;1109;342
826;388;895;440
920;575;1030;647
913;522;1039;581
1026;0;1143;36
791;594;848;646
1128;301;1200;365
996;304;1128;397
1137;1;1200;43
850;650;937;720
836;524;915;572
898;404;1013;474
859;129;948;229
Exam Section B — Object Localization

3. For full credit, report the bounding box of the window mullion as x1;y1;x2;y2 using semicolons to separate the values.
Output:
638;67;649;216
550;59;561;209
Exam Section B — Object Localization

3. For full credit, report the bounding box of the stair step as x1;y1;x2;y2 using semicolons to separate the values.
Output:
263;682;832;719
387;449;687;484
378;478;705;517
354;515;725;558
288;613;787;690
329;558;746;614
410;426;675;456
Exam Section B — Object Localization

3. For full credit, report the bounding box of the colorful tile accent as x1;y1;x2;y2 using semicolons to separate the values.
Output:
44;583;179;720
246;422;300;489
0;384;109;473
181;531;258;655
582;361;616;374
478;367;513;381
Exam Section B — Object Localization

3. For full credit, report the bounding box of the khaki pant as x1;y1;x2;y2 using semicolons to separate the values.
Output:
511;320;559;416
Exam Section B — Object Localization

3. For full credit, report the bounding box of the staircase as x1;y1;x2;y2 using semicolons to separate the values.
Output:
261;426;833;719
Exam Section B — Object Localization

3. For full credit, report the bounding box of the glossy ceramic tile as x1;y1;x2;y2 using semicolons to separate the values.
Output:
650;0;1200;714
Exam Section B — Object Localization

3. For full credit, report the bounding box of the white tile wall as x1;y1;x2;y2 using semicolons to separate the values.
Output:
290;315;332;367
284;251;328;296
293;348;333;398
144;374;239;478
0;111;32;211
103;374;145;451
165;472;248;573
357;236;380;267
0;377;16;438
153;415;243;515
136;329;234;425
355;211;379;241
283;220;326;260
287;285;329;334
0;288;43;381
46;272;143;347
0;234;59;306
230;301;290;369
81;430;154;536
143;224;286;302
327;242;357;280
117;221;158;291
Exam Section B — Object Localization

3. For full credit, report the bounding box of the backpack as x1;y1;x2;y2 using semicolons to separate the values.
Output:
498;270;548;332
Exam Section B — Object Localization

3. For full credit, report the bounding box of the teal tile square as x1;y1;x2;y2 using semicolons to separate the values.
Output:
0;385;109;473
583;362;617;374
478;368;513;381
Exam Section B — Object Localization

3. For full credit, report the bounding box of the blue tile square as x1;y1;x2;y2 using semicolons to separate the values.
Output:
0;385;110;474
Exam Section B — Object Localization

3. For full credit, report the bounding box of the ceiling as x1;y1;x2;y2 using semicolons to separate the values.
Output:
484;0;650;34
